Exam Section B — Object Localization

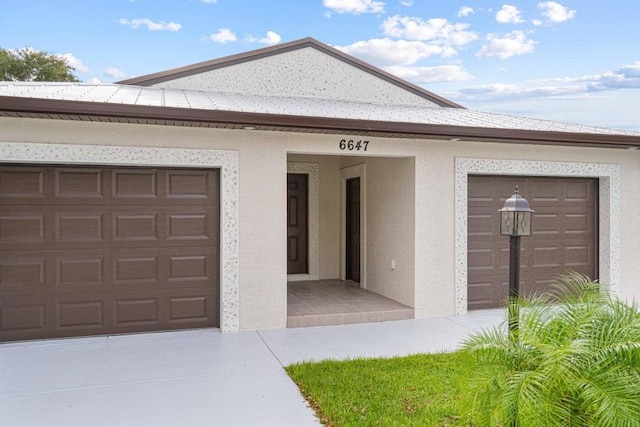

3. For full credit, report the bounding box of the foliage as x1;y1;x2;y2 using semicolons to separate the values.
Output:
0;47;79;82
286;350;496;426
463;272;640;427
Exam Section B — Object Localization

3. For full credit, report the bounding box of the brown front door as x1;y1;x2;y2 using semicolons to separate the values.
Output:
287;174;308;274
0;165;220;341
467;176;598;309
346;177;361;283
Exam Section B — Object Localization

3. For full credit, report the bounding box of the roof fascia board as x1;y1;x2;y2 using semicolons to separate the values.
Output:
117;37;463;108
1;95;639;148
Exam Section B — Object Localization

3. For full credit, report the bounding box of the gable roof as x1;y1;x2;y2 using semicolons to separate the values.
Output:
1;82;640;149
117;37;464;109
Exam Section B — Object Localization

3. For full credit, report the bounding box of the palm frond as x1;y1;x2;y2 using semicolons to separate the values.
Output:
462;272;640;426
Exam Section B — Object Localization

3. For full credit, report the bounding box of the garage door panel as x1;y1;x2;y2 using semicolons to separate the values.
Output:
113;211;159;242
55;210;106;243
0;167;46;198
530;179;561;202
468;176;597;310
0;165;220;341
566;245;592;267
114;252;161;286
1;254;50;293
166;170;216;200
167;209;217;242
564;180;593;202
56;254;107;289
54;168;105;199
112;169;159;200
0;301;46;335
114;297;159;327
0;209;47;245
57;300;106;330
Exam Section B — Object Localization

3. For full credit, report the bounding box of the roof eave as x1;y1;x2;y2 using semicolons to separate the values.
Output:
1;96;639;149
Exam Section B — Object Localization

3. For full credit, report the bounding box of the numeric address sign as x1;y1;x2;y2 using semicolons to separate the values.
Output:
339;139;369;151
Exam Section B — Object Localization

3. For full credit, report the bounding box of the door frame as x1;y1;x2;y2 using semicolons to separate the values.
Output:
340;163;367;288
287;162;319;281
455;158;620;316
0;142;240;332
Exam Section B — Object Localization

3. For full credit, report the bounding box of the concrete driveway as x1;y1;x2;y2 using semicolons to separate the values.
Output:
0;311;502;426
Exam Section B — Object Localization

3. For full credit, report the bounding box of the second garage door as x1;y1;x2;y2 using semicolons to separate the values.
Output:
0;165;220;341
468;176;597;310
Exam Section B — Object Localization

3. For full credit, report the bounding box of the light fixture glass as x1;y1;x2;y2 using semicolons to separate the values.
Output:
499;186;534;236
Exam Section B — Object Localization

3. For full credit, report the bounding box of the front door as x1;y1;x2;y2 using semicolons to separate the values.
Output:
287;173;308;274
346;177;361;283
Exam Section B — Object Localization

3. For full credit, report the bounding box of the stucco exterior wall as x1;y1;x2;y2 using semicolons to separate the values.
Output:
154;47;440;107
2;116;639;328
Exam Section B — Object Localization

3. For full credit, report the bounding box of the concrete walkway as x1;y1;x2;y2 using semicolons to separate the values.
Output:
0;310;503;427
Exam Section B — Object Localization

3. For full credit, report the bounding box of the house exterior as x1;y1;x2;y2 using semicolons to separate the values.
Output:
1;38;639;342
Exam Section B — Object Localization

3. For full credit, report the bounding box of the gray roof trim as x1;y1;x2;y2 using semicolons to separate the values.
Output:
2;95;639;149
116;37;463;108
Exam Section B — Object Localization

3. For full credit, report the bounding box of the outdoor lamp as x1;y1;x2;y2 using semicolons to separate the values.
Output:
500;186;534;342
500;186;534;236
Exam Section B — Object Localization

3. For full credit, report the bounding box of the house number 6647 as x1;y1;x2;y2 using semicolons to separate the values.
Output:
339;139;369;151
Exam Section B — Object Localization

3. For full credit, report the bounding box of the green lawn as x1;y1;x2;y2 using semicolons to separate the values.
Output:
286;350;495;426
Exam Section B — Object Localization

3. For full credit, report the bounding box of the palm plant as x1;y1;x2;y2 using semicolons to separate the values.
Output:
463;272;640;426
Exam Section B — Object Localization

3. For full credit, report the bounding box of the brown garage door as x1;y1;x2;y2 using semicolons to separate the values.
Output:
0;165;220;341
468;176;597;310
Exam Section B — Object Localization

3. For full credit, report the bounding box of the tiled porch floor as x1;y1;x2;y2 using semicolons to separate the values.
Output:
287;279;414;328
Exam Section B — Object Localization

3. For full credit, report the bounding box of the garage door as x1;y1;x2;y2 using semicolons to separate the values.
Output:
468;176;597;310
0;165;220;341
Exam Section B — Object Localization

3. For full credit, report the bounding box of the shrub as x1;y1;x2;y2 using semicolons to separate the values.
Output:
463;272;640;426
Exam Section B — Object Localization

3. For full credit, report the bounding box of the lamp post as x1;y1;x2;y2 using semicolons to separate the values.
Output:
499;186;534;342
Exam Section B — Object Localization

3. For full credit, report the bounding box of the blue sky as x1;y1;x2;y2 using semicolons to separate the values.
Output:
2;0;639;131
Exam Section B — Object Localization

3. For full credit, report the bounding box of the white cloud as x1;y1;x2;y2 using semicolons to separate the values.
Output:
104;67;126;79
381;16;478;46
246;31;281;45
456;62;640;105
335;38;453;66
323;0;385;15
496;4;524;24
204;28;237;43
200;0;218;3
119;18;181;32
537;2;576;24
56;53;90;73
400;0;413;6
86;77;102;84
458;83;585;101
385;64;474;83
588;62;640;91
532;19;543;26
476;31;536;59
457;6;474;17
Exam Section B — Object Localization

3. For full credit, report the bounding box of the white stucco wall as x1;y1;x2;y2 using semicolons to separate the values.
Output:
2;116;639;328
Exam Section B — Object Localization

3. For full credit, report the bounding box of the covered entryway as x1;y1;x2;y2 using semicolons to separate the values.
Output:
286;154;416;327
0;165;220;341
467;175;598;309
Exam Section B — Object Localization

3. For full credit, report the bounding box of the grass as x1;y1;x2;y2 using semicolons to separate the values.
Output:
286;350;496;426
